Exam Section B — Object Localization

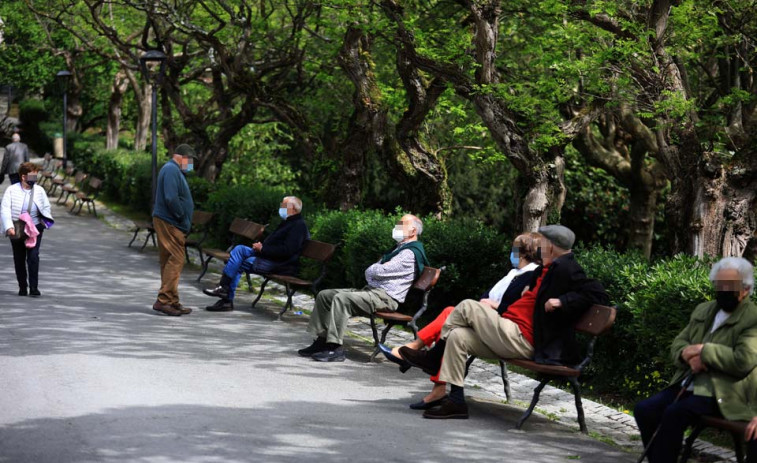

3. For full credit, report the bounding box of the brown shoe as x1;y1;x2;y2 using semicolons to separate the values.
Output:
172;303;194;315
422;398;469;419
153;302;182;316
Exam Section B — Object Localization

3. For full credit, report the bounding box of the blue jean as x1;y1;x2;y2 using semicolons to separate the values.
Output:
634;385;720;462
222;245;257;301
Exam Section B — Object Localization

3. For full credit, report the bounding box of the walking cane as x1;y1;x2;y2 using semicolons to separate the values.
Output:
636;373;695;463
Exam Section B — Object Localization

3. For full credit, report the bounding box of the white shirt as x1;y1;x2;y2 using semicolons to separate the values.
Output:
487;262;539;303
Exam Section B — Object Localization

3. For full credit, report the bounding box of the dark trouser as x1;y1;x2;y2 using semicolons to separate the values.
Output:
749;439;757;463
634;386;720;462
9;173;20;184
10;224;44;290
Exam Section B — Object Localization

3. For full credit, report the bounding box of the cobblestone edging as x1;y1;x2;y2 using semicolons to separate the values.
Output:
95;201;738;462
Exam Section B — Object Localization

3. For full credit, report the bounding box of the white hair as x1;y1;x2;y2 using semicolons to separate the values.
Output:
12;133;20;142
709;257;755;295
409;215;423;236
284;196;302;213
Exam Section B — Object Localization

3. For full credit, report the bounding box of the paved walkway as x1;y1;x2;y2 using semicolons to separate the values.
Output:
0;180;735;462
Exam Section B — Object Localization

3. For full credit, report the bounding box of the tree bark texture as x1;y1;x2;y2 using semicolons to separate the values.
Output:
106;70;129;150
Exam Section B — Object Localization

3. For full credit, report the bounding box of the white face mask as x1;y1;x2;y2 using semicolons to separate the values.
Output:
392;226;405;243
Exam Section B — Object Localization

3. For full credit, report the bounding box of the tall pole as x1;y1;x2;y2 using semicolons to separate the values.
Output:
62;90;68;168
150;84;158;213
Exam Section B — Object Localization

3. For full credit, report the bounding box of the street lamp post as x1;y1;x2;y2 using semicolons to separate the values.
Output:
139;49;167;213
56;71;72;167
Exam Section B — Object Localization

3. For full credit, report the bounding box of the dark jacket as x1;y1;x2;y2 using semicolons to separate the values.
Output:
494;270;538;315
531;253;610;365
253;213;310;275
152;160;194;234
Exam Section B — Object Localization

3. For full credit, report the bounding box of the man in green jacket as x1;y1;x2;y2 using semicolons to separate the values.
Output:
634;257;757;462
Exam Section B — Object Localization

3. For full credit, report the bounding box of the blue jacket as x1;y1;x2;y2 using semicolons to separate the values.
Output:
152;160;194;234
253;213;310;276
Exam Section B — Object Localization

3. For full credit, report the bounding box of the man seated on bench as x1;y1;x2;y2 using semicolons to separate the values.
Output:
298;214;429;363
203;196;309;312
399;225;609;419
634;257;757;463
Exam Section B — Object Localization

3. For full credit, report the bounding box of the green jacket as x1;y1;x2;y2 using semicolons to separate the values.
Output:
669;297;757;421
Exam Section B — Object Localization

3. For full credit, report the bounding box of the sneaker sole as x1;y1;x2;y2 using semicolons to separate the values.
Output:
312;354;346;362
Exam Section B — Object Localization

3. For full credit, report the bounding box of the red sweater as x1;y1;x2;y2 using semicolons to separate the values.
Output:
502;266;549;346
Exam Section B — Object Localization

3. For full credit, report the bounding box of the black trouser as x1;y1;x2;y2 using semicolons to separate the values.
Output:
634;385;721;462
748;439;757;463
10;224;44;290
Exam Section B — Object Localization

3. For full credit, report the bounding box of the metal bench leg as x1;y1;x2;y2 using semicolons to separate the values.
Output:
69;199;78;213
515;377;549;430
197;255;213;281
91;202;97;218
500;360;511;402
277;283;295;320
246;273;254;293
128;228;141;247
370;321;397;363
56;189;66;204
680;424;705;463
250;277;270;309
140;231;152;251
368;314;381;362
75;201;84;215
568;377;588;434
464;356;476;378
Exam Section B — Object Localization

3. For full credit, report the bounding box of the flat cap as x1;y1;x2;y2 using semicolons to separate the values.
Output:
538;224;575;250
174;144;196;159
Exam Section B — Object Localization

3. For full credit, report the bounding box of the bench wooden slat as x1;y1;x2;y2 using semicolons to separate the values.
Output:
374;311;413;323
575;304;616;336
506;358;581;377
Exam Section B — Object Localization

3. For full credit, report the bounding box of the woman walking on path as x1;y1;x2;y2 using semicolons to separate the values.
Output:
1;162;53;296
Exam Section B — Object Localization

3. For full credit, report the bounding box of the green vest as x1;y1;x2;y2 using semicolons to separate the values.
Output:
381;241;429;278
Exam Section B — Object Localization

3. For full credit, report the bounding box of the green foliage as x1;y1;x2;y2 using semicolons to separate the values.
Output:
18;100;51;154
219;123;298;188
83;148;154;214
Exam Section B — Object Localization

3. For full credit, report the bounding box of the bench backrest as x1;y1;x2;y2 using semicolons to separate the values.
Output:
192;210;214;227
228;218;265;241
88;177;103;191
300;240;337;263
575;304;616;336
74;171;88;184
412;266;442;292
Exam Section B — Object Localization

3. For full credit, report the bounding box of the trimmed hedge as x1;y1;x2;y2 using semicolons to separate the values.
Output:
72;149;757;404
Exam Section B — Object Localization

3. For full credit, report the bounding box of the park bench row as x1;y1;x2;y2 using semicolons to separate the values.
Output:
123;206;749;458
39;155;103;217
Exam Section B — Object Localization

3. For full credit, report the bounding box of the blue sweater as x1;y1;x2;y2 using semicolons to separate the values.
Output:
152;160;194;233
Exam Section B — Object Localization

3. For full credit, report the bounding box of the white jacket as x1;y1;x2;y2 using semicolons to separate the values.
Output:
1;183;52;233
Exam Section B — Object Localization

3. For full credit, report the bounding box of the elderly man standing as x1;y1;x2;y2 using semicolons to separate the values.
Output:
298;214;429;362
152;144;195;317
400;225;609;419
1;133;30;184
634;257;757;463
203;196;310;312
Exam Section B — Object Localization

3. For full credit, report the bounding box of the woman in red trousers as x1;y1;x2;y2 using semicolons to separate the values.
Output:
379;232;542;409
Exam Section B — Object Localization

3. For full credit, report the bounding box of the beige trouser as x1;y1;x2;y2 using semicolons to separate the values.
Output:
154;216;186;305
307;287;398;345
438;299;534;386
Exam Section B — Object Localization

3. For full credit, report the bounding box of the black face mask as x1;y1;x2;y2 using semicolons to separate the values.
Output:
716;291;741;313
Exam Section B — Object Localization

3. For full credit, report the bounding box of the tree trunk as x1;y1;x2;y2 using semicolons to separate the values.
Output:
520;154;566;232
134;83;152;152
106;70;129;150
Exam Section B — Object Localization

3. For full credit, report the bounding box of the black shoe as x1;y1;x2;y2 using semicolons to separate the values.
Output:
422;398;469;419
409;396;448;410
312;345;346;362
378;344;412;373
399;340;445;376
205;299;234;312
18;287;27;296
29;288;41;297
203;285;230;299
298;337;327;357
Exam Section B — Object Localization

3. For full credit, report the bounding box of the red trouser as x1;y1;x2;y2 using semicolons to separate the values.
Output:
417;306;455;383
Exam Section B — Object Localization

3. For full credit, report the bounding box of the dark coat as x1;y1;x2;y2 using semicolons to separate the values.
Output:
530;253;610;365
253;213;310;275
495;270;538;315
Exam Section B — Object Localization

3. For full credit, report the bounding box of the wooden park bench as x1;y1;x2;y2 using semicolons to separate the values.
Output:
49;165;74;197
368;265;443;362
249;239;337;320
196;218;266;283
70;177;103;217
463;304;616;434
128;220;157;250
57;171;88;205
681;416;749;462
40;159;62;189
184;210;215;262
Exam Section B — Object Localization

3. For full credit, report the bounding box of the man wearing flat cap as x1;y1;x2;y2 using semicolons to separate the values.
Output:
400;225;610;419
152;144;196;316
